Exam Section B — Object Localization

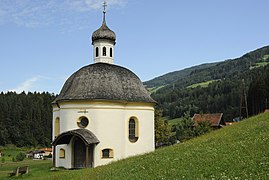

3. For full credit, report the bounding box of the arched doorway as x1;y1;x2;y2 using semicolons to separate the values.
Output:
52;129;99;169
73;137;94;168
74;138;86;168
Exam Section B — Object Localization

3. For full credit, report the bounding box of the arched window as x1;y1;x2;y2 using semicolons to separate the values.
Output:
59;148;65;158
110;48;113;57
77;116;89;128
129;117;138;142
54;117;60;138
96;47;99;57
103;47;106;56
102;149;113;158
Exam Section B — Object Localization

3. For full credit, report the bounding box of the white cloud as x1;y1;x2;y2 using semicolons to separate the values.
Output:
8;75;70;94
10;76;42;93
0;0;127;28
68;0;126;11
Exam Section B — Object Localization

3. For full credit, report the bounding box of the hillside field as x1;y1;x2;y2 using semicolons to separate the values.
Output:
1;113;269;179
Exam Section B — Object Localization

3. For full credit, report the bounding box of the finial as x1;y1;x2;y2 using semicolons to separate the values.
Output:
102;1;107;24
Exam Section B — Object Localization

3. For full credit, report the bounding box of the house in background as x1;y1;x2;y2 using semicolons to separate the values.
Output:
39;148;52;157
26;150;45;159
192;113;225;129
0;150;2;157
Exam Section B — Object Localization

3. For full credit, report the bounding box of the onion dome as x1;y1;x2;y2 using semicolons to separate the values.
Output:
53;63;156;104
92;21;116;43
92;2;116;44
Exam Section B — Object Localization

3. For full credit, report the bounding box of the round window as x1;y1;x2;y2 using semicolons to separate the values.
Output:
77;117;89;128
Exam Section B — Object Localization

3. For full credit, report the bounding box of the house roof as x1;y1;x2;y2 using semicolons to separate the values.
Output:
52;129;100;146
53;63;156;104
39;148;52;152
28;150;45;154
192;113;224;127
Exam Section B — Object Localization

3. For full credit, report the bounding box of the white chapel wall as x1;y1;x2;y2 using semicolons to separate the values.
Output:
53;101;154;168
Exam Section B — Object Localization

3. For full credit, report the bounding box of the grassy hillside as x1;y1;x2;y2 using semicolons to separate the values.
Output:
9;112;266;179
187;79;218;89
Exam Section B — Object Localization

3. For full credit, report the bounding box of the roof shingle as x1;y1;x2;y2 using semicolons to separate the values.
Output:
192;113;224;127
53;63;156;104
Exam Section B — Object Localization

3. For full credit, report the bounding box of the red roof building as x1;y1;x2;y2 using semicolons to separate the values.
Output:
192;113;225;129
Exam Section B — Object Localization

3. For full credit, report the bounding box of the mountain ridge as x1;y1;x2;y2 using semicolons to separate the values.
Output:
147;45;269;120
144;45;269;90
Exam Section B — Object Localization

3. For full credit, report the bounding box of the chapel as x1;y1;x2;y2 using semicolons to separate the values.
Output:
51;2;156;169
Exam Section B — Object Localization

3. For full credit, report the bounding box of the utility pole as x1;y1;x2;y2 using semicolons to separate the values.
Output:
240;79;249;120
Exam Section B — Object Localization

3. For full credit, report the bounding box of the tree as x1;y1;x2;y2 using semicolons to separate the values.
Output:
16;152;25;162
173;112;195;141
0;91;56;147
194;121;212;136
248;68;269;115
155;109;171;147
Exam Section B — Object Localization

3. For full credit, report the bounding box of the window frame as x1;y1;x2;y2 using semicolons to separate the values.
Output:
103;47;106;56
54;117;60;138
96;47;99;57
101;148;113;159
77;116;89;128
128;117;139;143
59;148;65;159
110;47;113;57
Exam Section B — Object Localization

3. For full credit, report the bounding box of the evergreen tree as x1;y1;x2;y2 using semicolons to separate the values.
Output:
155;109;171;147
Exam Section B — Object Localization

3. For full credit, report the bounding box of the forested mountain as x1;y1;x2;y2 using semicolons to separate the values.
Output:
0;46;268;147
0;92;55;147
148;46;269;121
144;62;218;89
145;46;269;89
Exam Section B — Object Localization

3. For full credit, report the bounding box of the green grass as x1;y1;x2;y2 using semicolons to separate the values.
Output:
0;159;52;179
250;62;269;69
1;113;269;179
187;80;218;89
167;117;182;127
0;146;32;162
147;85;166;94
0;147;52;179
262;54;269;61
256;62;269;67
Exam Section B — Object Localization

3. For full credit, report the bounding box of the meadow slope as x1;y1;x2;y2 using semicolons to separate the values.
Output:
39;112;269;179
2;113;268;179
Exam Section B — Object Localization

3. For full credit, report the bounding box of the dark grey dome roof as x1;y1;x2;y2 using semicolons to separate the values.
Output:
92;21;116;43
54;63;156;104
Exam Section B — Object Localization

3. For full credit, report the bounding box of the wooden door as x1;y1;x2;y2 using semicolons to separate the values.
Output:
74;138;86;168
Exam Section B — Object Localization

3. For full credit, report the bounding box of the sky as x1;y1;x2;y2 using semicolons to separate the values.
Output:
0;0;268;94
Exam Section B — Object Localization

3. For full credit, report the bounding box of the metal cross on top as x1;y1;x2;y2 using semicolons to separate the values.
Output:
103;1;107;14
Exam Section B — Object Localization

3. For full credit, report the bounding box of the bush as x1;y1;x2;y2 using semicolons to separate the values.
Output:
173;112;195;141
16;152;25;162
1;158;4;163
45;153;52;158
194;121;212;136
